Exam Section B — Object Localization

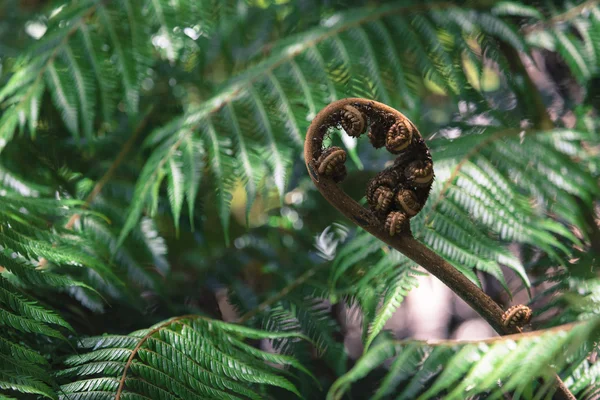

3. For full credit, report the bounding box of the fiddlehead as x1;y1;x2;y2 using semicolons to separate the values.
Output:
316;146;347;182
385;120;414;153
309;98;433;236
340;105;367;138
304;98;537;337
502;305;533;329
305;98;573;400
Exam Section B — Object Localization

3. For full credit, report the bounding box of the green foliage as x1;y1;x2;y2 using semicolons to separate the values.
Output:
328;319;600;400
0;277;67;400
420;127;599;287
329;228;424;349
57;316;311;399
0;0;599;399
132;0;534;240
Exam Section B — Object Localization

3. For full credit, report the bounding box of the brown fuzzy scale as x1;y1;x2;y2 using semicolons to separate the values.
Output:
368;127;386;149
366;112;394;149
317;147;347;182
385;120;413;154
340;105;366;138
395;189;421;217
405;160;434;187
385;211;408;236
502;305;532;328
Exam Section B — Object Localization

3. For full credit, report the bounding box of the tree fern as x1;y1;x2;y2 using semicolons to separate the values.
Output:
564;355;600;399
1;1;599;399
57;316;311;399
0;165;169;311
123;0;576;241
0;0;284;148
225;225;348;375
414;125;599;286
0;275;71;399
328;319;600;400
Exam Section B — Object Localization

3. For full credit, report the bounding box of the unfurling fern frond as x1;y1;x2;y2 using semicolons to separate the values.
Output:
1;1;599;399
57;316;311;400
328;319;600;400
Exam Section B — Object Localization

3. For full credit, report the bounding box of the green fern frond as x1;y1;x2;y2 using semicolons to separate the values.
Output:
328;319;600;400
411;126;600;290
521;1;600;83
564;356;600;399
0;0;276;149
122;0;560;240
57;315;310;399
364;262;422;350
0;277;71;399
326;229;423;350
0;188;166;310
261;295;347;374
0;278;71;331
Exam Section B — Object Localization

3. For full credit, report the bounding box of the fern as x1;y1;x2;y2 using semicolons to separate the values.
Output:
0;0;283;148
327;229;425;348
57;315;311;399
564;355;600;400
0;163;170;311
0;275;70;399
328;319;600;400
415;126;599;286
122;0;568;241
1;1;599;399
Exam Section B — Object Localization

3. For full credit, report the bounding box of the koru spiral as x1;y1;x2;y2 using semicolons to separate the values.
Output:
305;98;433;236
304;98;534;337
502;304;533;329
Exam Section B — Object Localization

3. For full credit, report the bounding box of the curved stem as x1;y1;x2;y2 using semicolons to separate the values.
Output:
304;98;574;400
115;315;201;400
308;157;511;334
305;98;512;335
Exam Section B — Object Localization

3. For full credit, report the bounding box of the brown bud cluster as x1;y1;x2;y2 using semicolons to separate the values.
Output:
314;103;434;236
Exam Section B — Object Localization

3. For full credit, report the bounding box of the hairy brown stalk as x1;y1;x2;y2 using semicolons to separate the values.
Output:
304;98;574;400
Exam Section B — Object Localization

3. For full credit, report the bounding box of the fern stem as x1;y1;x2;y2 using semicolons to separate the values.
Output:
305;98;511;333
304;98;575;400
115;314;201;400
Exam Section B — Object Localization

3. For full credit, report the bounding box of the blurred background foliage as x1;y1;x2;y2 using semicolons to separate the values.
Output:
0;0;600;399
